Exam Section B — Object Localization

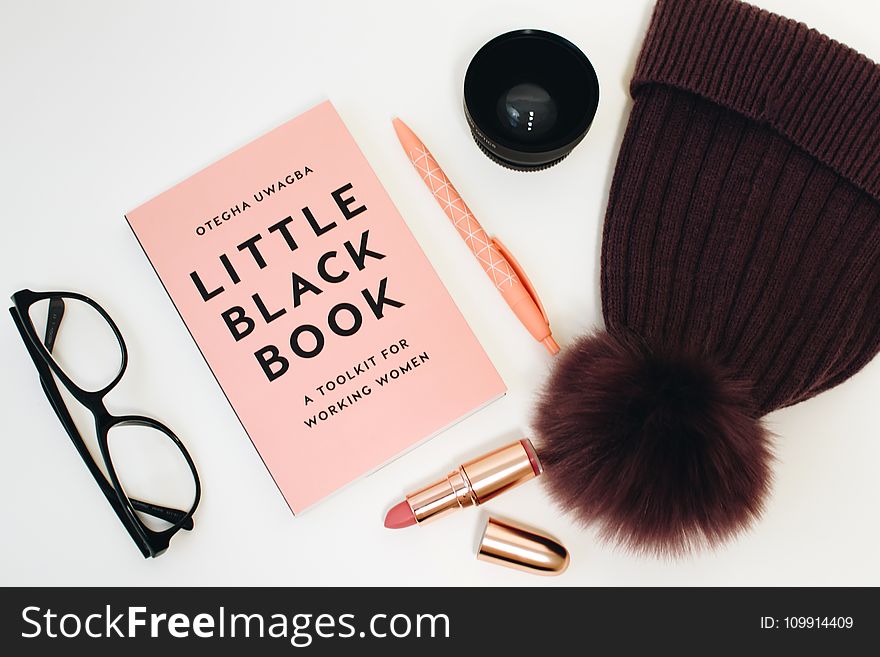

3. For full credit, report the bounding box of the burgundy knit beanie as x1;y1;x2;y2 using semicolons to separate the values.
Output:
536;0;880;554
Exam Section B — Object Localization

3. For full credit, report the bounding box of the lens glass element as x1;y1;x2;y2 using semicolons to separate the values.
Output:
496;82;558;142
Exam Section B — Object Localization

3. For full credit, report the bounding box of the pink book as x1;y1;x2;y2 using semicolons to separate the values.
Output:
126;101;506;513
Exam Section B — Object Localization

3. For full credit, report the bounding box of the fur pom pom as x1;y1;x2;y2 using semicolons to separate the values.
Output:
534;330;772;555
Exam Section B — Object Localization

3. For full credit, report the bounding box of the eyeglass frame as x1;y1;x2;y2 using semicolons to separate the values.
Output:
9;288;201;558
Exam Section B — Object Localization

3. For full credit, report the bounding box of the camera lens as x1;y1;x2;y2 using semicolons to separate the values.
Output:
464;30;599;171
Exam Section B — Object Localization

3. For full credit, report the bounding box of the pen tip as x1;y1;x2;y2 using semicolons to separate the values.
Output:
543;336;561;355
392;117;412;142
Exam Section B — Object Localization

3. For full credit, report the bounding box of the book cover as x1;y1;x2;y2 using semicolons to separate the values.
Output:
126;101;506;513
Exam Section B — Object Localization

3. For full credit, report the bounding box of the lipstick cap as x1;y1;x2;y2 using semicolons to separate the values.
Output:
477;517;569;576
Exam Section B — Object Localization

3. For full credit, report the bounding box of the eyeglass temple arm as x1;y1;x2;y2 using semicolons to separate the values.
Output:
128;498;195;531
40;297;194;532
43;296;64;354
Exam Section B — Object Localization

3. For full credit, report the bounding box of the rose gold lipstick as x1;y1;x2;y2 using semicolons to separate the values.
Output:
383;439;542;529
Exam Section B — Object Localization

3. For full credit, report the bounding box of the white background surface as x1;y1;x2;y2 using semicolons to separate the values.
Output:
1;0;878;586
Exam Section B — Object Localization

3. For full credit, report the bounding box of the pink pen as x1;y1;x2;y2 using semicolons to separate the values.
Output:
393;118;559;355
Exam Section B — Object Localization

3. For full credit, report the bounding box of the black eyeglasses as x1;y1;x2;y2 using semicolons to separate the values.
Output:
10;289;200;558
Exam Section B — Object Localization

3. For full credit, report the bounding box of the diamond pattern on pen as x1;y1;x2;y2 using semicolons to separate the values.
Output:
409;145;519;291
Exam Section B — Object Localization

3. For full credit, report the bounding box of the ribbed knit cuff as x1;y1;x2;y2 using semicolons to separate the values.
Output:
633;0;880;203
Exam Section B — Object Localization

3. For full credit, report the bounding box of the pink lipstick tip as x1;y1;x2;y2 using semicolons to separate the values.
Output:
384;500;417;529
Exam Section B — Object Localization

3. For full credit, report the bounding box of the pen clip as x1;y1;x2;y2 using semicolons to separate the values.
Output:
490;236;549;324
